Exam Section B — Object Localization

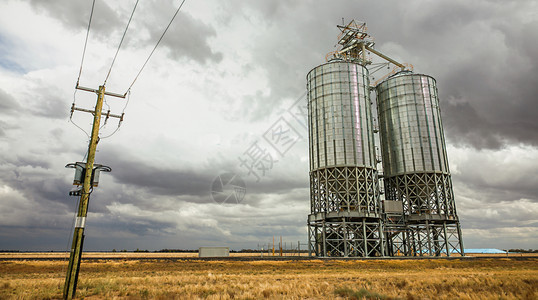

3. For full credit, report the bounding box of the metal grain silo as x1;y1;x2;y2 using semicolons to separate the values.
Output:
308;61;377;172
376;71;464;256
307;60;384;257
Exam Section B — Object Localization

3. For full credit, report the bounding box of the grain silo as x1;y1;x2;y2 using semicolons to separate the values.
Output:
376;71;464;256
307;20;464;257
307;21;384;257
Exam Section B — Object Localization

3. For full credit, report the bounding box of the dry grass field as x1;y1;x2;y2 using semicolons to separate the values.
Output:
1;254;537;299
0;252;239;260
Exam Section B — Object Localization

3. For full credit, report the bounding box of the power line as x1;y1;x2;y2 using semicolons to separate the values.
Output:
71;0;183;145
69;90;90;138
76;0;96;85
124;0;187;94
70;0;96;139
103;0;140;85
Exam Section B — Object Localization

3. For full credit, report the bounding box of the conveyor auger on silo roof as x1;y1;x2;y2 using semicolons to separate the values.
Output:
326;20;413;85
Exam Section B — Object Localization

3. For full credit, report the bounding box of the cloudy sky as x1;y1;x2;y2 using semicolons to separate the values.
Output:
0;0;536;251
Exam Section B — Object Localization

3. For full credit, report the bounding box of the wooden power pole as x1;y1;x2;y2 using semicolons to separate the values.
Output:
63;85;125;300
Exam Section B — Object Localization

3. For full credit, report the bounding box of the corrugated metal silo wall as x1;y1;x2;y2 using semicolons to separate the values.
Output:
376;72;457;218
307;61;380;215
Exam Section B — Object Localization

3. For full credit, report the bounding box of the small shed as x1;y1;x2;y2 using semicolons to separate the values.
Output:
199;247;230;257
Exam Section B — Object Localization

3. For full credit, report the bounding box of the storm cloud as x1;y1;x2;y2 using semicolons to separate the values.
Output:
0;0;536;251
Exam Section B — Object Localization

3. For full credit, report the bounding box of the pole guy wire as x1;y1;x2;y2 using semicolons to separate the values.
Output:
124;0;187;94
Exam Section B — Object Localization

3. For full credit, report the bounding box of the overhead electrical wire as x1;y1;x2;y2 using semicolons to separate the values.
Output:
71;0;139;141
124;0;187;94
76;0;96;85
70;0;95;138
100;90;131;140
103;0;140;85
70;93;90;139
71;0;188;142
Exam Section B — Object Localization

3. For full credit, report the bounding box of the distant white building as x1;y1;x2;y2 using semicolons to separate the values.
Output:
198;247;229;257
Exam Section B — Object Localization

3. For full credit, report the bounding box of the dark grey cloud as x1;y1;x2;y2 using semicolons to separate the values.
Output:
371;0;538;149
0;183;77;251
0;88;20;113
440;60;538;149
13;155;52;169
223;0;538;149
90;215;175;238
26;0;222;65
96;145;308;207
461;208;538;231
0;158;70;206
0;124;90;216
23;0;538;148
27;0;122;35
137;1;223;64
98;147;220;199
73;186;311;251
27;86;70;119
0;227;73;251
450;149;538;204
455;174;538;205
0;89;20;136
0;86;67;119
221;1;335;121
114;163;214;197
2;0;537;251
246;178;308;197
456;194;538;249
442;100;503;149
154;11;223;64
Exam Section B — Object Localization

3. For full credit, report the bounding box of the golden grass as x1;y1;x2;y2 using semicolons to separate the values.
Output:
1;257;536;299
0;252;310;260
1;252;534;260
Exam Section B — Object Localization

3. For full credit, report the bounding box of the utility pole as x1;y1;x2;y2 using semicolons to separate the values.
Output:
63;84;125;300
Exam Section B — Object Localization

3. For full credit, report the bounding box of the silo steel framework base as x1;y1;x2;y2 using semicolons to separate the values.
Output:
384;173;457;216
384;221;463;256
308;166;385;257
381;172;464;256
383;214;407;256
308;218;385;257
310;167;380;213
405;221;463;256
